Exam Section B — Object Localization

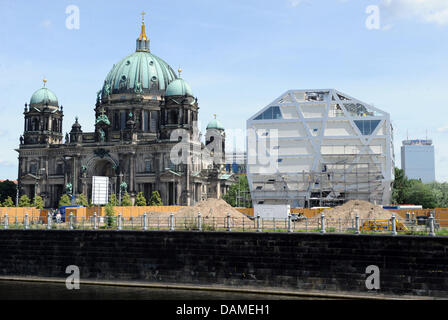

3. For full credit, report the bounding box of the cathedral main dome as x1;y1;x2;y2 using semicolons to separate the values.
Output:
103;51;177;96
101;15;177;97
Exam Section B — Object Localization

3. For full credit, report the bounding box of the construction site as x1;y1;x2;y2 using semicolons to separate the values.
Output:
246;89;394;209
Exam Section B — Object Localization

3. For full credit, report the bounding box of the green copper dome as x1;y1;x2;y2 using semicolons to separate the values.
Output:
207;117;225;131
101;15;180;97
30;86;58;106
102;51;178;96
165;78;193;97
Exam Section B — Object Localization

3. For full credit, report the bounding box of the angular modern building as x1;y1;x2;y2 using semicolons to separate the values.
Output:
401;139;435;183
246;89;395;208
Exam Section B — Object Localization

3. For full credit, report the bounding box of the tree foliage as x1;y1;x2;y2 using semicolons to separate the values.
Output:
148;191;163;206
0;180;16;204
76;194;88;206
121;192;132;206
223;175;252;208
18;195;31;207
392;167;437;208
58;194;71;207
135;192;147;206
2;196;14;207
33;195;44;209
108;194;119;206
427;182;448;208
104;202;116;228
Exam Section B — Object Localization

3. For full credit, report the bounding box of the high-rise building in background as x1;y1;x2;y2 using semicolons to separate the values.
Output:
401;139;435;183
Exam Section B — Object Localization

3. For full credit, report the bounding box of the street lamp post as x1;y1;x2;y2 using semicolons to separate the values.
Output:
15;184;19;207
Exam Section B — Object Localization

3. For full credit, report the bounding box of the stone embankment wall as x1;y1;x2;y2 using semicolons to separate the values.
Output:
0;230;447;298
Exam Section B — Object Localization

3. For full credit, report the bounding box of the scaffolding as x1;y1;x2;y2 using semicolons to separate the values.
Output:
247;89;394;208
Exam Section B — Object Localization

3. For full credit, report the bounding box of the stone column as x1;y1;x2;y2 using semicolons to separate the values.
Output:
176;181;181;205
216;180;221;199
72;156;78;195
129;151;136;193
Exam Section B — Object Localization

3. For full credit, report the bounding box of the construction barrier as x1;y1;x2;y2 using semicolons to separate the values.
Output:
0;207;42;221
66;206;188;219
2;207;448;227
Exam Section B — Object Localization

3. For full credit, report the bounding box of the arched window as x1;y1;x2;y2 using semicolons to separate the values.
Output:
169;110;178;125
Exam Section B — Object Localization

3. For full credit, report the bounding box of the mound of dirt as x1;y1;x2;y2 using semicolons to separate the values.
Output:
322;200;399;221
147;198;252;222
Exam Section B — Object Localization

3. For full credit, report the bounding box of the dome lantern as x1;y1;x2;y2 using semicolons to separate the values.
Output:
136;11;150;52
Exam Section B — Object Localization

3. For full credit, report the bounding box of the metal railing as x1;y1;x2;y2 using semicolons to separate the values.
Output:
0;212;446;236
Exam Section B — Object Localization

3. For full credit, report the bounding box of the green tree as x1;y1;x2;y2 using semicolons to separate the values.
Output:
392;168;437;208
104;202;116;228
0;180;17;203
18;195;31;207
121;192;132;206
33;195;44;209
148;191;163;206
135;192;147;206
392;167;409;205
76;194;88;206
2;196;14;207
402;180;437;209
109;194;119;206
427;182;448;208
223;175;252;208
59;194;71;207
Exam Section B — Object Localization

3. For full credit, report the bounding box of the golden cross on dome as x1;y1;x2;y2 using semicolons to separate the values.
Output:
141;11;146;23
214;114;217;119
43;78;47;87
178;67;182;77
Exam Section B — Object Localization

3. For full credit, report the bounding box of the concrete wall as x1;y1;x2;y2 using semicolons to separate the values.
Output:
0;230;447;298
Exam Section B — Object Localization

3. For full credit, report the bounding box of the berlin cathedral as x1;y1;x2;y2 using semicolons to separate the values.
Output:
16;14;236;208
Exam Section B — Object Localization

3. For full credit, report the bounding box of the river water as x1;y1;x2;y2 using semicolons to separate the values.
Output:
0;280;319;300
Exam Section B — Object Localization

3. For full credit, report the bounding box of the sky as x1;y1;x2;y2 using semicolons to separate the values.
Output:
0;0;448;181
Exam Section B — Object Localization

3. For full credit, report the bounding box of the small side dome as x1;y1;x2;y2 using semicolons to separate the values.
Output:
30;80;58;107
165;78;193;97
71;117;82;133
207;115;225;131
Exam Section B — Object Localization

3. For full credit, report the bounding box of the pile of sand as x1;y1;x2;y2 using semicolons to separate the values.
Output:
321;200;399;221
293;200;402;230
146;198;253;227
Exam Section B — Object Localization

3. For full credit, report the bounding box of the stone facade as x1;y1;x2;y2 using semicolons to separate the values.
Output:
16;17;235;208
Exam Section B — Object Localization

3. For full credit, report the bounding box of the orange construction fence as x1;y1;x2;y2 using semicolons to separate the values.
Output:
65;206;188;220
0;207;42;221
2;206;448;227
237;207;448;226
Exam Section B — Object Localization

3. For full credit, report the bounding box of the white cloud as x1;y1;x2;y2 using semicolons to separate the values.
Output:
380;0;448;26
437;125;448;133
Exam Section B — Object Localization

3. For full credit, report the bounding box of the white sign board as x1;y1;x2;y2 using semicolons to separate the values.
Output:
254;204;290;219
92;176;109;205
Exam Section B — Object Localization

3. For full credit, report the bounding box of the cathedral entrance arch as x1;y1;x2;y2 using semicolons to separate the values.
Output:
83;155;119;199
